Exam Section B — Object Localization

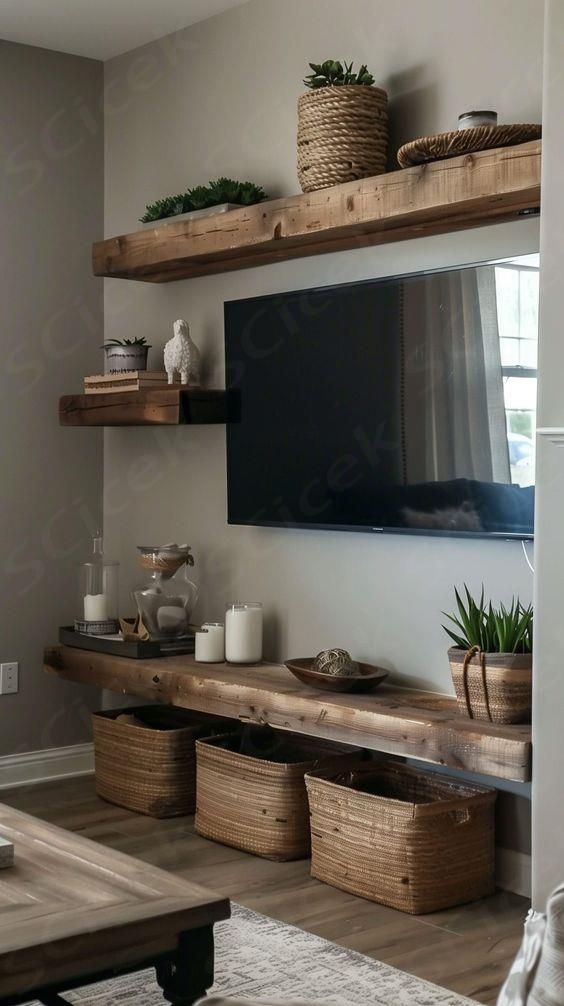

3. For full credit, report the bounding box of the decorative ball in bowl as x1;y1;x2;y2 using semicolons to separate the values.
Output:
313;648;359;676
285;649;389;693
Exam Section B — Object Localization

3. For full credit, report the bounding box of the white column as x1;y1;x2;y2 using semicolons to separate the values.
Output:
532;0;564;908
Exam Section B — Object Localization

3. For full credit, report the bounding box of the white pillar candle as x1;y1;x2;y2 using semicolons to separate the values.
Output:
84;593;108;621
195;623;225;663
225;603;263;664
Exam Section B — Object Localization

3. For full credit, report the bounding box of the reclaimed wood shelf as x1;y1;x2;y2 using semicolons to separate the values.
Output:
92;141;541;284
45;646;532;782
59;388;227;426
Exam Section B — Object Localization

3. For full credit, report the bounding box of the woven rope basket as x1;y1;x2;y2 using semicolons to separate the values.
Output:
297;85;388;192
92;706;229;818
448;646;532;724
305;761;496;914
195;728;359;861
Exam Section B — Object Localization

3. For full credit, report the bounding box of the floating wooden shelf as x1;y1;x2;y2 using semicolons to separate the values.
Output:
92;141;541;284
59;388;227;426
44;646;532;782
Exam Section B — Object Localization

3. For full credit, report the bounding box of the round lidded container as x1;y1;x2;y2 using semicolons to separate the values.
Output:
458;110;498;130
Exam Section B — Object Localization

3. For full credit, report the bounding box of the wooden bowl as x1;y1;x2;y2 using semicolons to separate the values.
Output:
285;658;389;693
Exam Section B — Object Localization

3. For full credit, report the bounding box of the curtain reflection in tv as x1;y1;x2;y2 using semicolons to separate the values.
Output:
400;267;511;532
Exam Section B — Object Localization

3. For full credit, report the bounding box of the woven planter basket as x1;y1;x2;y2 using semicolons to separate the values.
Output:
195;728;359;861
297;85;388;192
92;706;229;818
448;646;532;724
305;761;496;915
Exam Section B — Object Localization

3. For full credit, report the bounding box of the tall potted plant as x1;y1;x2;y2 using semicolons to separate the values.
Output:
443;587;532;724
297;59;388;192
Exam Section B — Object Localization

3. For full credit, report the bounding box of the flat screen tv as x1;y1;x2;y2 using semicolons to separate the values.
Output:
225;256;538;539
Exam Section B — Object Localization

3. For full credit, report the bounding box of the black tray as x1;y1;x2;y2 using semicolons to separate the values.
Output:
59;626;195;659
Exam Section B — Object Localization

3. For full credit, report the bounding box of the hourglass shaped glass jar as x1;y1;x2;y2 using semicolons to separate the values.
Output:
133;545;198;640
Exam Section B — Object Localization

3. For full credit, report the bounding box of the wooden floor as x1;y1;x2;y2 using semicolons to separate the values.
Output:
2;775;528;1005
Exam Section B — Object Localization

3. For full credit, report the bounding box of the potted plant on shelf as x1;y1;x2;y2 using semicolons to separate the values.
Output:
102;337;151;373
297;59;388;193
140;177;267;226
443;587;532;724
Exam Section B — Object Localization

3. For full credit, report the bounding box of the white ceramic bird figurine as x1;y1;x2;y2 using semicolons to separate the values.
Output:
163;319;201;386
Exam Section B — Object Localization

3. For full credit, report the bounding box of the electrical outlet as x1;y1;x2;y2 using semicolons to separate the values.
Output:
0;663;18;695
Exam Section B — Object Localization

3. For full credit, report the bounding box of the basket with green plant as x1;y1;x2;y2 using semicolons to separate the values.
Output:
443;587;532;724
297;59;388;193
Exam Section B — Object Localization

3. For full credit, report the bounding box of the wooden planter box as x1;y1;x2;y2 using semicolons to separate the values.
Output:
195;728;359;861
305;761;496;914
448;647;532;724
92;706;229;818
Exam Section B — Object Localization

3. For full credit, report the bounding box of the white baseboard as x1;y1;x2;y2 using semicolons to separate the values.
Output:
496;846;532;898
0;743;94;790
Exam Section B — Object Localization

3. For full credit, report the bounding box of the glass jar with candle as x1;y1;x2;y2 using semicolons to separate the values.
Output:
76;532;119;635
225;602;263;664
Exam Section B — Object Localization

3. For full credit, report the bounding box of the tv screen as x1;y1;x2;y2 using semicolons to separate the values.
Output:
225;257;538;539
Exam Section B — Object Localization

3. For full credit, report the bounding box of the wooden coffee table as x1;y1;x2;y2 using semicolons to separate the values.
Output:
0;805;230;1005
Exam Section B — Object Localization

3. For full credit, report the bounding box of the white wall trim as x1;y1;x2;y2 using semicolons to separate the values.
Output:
496;847;532;899
0;743;94;790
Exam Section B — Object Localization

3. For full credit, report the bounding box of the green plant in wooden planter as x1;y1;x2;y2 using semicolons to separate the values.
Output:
443;586;533;725
303;59;375;89
140;178;267;223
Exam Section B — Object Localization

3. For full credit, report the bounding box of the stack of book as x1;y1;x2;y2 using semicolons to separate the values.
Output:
84;371;168;394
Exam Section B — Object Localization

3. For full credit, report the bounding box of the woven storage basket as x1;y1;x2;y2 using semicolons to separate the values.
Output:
448;646;532;724
195;728;359;861
305;761;496;914
297;85;388;192
92;706;229;818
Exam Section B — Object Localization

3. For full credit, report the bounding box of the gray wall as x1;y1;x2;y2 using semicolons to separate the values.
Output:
0;41;104;755
101;0;543;883
532;0;564;907
103;0;542;691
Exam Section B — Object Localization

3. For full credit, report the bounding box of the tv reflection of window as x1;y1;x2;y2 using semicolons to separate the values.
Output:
495;258;539;489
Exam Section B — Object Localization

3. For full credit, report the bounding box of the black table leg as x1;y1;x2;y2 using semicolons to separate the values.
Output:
156;925;215;1006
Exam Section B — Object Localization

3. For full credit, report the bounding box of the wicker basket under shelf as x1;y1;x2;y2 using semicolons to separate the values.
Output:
297;85;388;192
195;728;359;861
92;706;229;818
305;761;496;914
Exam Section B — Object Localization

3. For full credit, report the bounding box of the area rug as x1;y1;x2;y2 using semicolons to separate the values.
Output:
37;904;477;1006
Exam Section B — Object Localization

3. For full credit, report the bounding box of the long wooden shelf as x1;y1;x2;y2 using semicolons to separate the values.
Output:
59;388;227;426
92;141;541;284
44;646;532;782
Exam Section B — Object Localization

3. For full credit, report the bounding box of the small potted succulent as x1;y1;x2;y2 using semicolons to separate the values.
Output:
443;587;532;724
297;59;388;192
102;337;151;373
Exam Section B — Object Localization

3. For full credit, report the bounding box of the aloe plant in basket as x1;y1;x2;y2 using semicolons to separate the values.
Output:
443;587;532;724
